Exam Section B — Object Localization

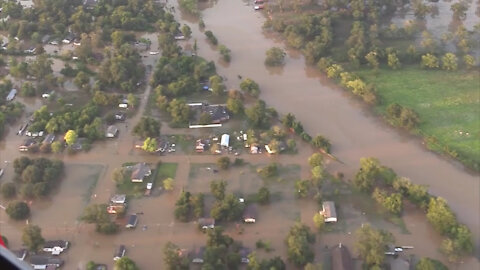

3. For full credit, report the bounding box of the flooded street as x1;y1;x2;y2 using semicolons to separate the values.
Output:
170;0;480;266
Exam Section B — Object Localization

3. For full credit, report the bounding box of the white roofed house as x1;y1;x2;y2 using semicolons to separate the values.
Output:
43;240;69;255
130;162;151;183
320;201;337;223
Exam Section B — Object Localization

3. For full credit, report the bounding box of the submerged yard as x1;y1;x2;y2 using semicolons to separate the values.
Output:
357;67;480;169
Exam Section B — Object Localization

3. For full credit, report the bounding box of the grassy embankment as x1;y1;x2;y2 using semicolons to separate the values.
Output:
356;67;480;170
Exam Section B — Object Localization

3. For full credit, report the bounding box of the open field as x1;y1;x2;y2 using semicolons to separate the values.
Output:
357;67;480;170
154;162;178;185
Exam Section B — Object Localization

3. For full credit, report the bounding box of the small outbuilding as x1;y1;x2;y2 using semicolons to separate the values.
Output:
220;134;229;147
320;201;337;223
6;89;17;101
105;125;119;138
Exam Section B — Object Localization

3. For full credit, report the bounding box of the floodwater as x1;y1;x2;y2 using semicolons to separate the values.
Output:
0;0;478;269
169;0;480;267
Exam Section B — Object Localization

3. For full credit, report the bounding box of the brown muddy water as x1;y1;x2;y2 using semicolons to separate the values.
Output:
169;0;480;267
0;0;478;269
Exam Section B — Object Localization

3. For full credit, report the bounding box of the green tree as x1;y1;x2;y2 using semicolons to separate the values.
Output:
463;55;475;69
218;45;231;62
86;261;96;270
175;190;191;222
313;212;325;232
64;130;78;146
451;2;468;19
163;242;189;270
210;180;227;201
265;47;286;66
1;183;16;198
142;137;158;153
415;257;448;270
226;96;244;115
6;201;30;220
326;64;344;79
311;166;325;182
240;78;260;97
311;135;331;153
114;257;139;270
426;197;457;235
387;53;401;69
295;179;311;198
205;31;218;45
257;186;270;205
354;157;381;192
308;153;323;167
22;224;44;252
246;100;270;128
365;51;379;70
210;194;244;222
285;223;315;266
355;224;394;267
51;141;63;153
74;71;90;91
181;24;192;40
133;117;160;138
441;53;458;71
372;188;403;215
167;99;190;125
421;54;439;69
127;93;139;109
216;157;231;170
163;178;175;191
209;75;225;96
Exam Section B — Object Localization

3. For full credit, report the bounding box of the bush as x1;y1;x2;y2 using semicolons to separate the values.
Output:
257;187;270;204
218;45;231;62
6;201;30;220
217;157;231;170
205;31;218;45
257;163;278;178
1;183;16;198
265;47;286;66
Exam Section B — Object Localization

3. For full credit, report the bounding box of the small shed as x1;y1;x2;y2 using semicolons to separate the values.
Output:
220;134;229;147
320;201;337;223
105;125;119;138
6;89;17;101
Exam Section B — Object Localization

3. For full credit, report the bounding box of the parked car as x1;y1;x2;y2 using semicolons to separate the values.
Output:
149;51;159;55
0;168;4;178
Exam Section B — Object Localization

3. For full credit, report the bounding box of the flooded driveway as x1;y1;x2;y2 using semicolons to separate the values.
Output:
170;0;480;265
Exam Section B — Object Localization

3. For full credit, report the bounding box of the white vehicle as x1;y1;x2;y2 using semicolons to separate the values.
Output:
42;93;51;99
118;103;128;108
149;51;159;55
72;56;79;60
146;183;153;190
49;40;59;45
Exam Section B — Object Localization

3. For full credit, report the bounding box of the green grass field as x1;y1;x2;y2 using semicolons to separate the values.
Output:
155;162;178;184
357;67;480;170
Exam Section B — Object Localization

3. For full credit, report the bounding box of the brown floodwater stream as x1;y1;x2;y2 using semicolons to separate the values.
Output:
170;0;480;266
